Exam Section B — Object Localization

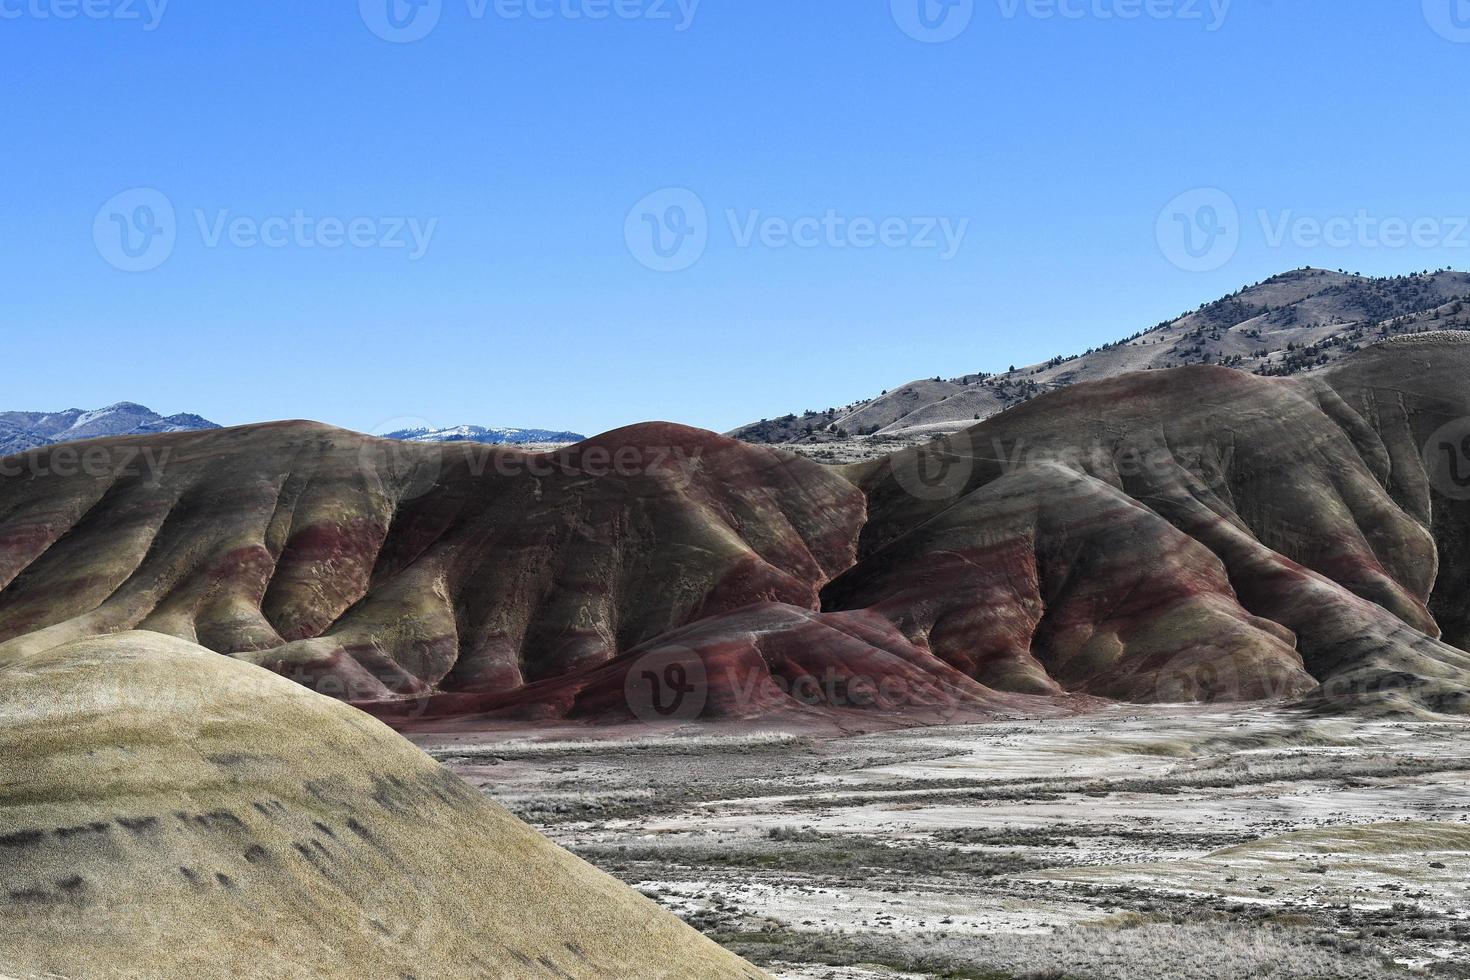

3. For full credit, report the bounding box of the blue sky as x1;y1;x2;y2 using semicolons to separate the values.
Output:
4;1;1469;435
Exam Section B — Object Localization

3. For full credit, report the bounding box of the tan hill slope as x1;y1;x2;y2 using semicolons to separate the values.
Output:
0;631;763;980
3;336;1470;719
733;268;1470;444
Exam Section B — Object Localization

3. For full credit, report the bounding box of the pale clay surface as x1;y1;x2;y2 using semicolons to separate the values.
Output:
423;706;1470;978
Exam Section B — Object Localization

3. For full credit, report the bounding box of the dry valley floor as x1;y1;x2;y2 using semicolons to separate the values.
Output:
419;708;1470;979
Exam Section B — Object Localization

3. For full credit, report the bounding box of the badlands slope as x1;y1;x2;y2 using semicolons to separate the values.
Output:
2;336;1470;722
835;333;1470;716
0;631;762;979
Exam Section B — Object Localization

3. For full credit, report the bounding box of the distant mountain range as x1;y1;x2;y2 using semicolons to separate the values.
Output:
0;403;220;457
732;267;1470;443
0;405;585;457
381;425;587;445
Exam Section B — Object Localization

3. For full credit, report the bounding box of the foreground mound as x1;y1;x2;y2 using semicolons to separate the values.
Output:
0;632;762;979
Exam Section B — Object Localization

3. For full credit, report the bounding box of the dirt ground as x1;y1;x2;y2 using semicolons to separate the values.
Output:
415;706;1470;979
774;436;929;465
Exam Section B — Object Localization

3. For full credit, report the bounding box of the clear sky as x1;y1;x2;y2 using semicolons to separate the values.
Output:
4;1;1469;436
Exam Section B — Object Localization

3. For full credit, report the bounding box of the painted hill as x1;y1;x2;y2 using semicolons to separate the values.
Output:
732;268;1470;444
3;336;1470;720
0;631;763;979
0;420;903;722
830;332;1470;717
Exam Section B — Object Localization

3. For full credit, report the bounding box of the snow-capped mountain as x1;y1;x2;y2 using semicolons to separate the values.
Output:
382;425;586;445
0;404;587;458
0;403;221;456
